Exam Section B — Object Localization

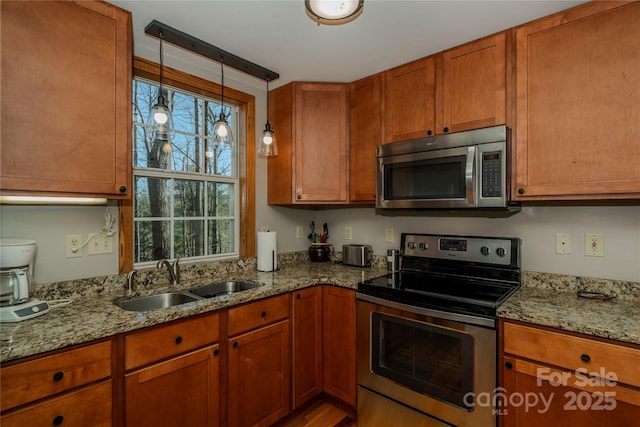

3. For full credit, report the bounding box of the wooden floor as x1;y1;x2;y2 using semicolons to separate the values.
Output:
273;398;356;427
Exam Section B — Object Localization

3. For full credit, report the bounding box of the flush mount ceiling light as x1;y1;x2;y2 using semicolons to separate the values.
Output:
212;56;234;145
305;0;364;25
147;30;174;154
259;77;278;157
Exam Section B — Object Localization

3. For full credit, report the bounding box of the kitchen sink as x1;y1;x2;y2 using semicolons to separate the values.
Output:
188;281;262;299
115;292;201;312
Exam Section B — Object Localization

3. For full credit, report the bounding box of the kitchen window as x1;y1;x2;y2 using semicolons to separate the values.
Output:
119;57;256;272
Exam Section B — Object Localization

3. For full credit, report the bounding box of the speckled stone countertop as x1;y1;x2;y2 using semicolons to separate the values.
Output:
0;253;388;363
497;271;640;345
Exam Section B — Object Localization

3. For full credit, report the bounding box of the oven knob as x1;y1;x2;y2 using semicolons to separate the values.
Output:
407;242;416;249
480;246;491;256
496;247;507;257
419;242;428;250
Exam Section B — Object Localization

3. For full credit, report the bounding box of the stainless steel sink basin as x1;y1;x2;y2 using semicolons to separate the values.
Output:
188;281;261;299
115;292;201;312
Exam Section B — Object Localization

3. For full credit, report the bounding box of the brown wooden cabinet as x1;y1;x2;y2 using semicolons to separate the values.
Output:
292;286;323;409
513;1;640;200
322;286;356;406
0;0;132;198
227;295;291;426
268;82;349;205
0;340;112;426
500;321;640;426
349;74;382;203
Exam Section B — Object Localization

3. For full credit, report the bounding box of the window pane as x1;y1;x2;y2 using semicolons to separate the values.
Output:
209;219;234;255
208;182;234;217
205;140;233;176
133;80;154;125
135;220;170;262
175;220;205;258
171;92;199;134
135;176;170;218
169;131;199;173
174;179;204;217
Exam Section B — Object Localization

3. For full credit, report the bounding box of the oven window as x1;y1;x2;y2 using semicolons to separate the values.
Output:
384;156;466;200
371;312;474;410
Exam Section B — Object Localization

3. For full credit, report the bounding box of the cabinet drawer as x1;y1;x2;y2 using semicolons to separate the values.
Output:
125;312;219;370
0;340;111;411
228;294;290;336
504;322;640;388
1;380;111;427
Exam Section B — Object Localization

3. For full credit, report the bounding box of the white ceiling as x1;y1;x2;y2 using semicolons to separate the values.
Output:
111;0;587;89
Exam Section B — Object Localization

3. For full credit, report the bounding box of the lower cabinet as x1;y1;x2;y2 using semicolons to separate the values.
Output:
501;320;640;426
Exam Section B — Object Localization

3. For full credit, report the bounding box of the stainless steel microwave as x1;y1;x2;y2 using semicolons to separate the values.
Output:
376;125;519;211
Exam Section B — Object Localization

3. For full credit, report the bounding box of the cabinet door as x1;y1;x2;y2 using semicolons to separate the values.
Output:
125;345;220;427
514;1;640;200
294;83;349;203
228;321;291;427
441;33;506;134
384;56;437;143
0;1;132;198
292;287;323;409
322;286;356;406
349;74;382;203
501;356;640;426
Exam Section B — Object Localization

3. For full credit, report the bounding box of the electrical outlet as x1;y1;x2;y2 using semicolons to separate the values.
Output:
385;228;394;243
65;234;83;258
296;226;303;239
88;233;113;255
345;226;353;240
555;233;572;254
585;233;604;257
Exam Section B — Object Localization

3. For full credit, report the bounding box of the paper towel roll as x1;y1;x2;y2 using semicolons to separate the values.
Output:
257;231;277;272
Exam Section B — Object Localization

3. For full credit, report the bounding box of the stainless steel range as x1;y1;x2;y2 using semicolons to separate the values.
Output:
357;233;521;427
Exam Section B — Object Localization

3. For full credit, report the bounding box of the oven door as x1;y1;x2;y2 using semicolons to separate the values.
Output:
376;145;476;209
357;296;497;427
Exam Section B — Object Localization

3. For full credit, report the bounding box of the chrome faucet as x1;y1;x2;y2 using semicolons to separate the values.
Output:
126;269;137;294
156;258;181;285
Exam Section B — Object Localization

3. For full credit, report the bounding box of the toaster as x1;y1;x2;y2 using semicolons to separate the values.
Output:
342;244;373;267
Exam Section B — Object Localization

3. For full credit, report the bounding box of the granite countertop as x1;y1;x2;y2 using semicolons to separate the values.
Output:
0;258;387;363
497;272;640;345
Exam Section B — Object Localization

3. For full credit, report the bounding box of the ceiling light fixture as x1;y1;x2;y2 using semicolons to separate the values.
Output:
147;30;173;154
212;56;234;145
305;0;364;25
259;77;278;157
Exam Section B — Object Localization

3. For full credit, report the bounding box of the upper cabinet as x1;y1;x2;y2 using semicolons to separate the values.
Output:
349;74;382;203
0;1;132;199
383;32;508;143
513;1;640;200
268;82;349;205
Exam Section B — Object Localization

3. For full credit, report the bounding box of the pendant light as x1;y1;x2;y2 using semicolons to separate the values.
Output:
212;56;234;145
305;0;364;26
259;77;278;157
147;30;173;153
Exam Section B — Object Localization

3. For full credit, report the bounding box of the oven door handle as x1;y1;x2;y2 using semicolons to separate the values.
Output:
465;146;476;206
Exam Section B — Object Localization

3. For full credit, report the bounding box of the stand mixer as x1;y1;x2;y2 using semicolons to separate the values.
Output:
0;238;49;322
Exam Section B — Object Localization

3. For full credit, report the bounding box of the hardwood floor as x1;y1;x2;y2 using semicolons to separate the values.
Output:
273;397;356;427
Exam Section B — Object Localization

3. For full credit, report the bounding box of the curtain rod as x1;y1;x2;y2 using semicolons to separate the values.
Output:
144;20;279;82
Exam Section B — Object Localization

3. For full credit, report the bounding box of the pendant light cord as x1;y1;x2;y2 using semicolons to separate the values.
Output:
266;77;270;126
220;56;225;119
159;31;165;99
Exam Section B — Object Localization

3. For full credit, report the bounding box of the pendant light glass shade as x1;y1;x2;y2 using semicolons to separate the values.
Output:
305;0;364;25
212;57;234;145
147;31;173;151
259;78;278;157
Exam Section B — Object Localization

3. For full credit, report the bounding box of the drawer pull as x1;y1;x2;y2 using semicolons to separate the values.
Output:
213;349;220;356
233;341;238;349
296;293;301;299
505;361;513;369
53;415;64;425
261;311;267;318
581;353;591;363
175;336;183;344
52;371;64;382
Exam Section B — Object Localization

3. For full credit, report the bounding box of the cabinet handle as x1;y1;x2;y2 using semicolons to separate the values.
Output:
213;349;220;356
261;311;267;318
52;371;64;382
119;185;127;193
175;336;183;344
296;293;301;299
296;194;302;200
427;130;432;136
505;361;513;369
443;127;449;133
53;415;64;425
517;188;525;195
233;341;238;349
580;353;591;363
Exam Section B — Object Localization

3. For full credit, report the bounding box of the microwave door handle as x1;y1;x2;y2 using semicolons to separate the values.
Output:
465;146;476;206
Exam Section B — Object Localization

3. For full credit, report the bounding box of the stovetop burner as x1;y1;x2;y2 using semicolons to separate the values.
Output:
358;233;521;319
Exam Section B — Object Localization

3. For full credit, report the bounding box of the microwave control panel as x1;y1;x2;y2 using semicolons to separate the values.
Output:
481;152;502;198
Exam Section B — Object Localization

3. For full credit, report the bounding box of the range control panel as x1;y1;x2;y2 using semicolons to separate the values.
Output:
401;233;520;266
